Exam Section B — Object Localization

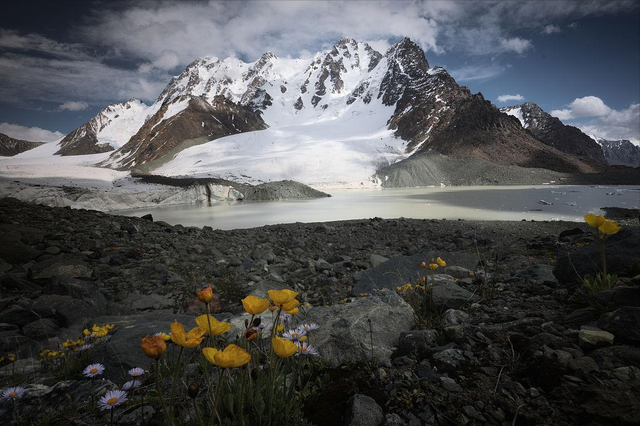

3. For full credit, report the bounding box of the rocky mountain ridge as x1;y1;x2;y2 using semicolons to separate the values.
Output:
0;133;45;156
500;102;606;166
57;38;600;181
594;137;640;167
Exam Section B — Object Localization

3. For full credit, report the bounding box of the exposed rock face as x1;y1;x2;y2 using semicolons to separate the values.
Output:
595;137;640;167
102;95;267;170
0;133;44;156
500;102;607;167
55;98;147;156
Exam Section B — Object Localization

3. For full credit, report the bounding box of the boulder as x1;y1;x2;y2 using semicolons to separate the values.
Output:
441;309;470;327
30;256;93;280
345;394;384;426
22;318;60;341
122;293;174;311
598;307;640;343
304;291;415;362
0;304;42;327
431;277;479;310
31;295;102;327
90;312;198;381
397;329;439;356
507;264;557;286
353;253;477;294
554;227;640;283
578;328;614;349
595;286;640;308
0;234;41;264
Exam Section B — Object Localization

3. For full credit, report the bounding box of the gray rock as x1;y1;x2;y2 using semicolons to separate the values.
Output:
90;312;197;381
370;254;389;268
353;253;477;294
0;357;41;377
596;286;640;308
22;318;59;341
0;274;42;295
431;348;465;372
0;330;34;353
252;248;276;263
555;227;640;283
568;356;599;372
565;307;601;327
509;264;557;286
0;304;41;327
345;394;384;426
30;256;93;280
431;278;479;310
441;309;470;327
397;329;439;355
440;376;462;392
598;307;640;343
31;294;103;326
589;345;640;370
384;413;406;426
44;278;107;312
442;265;474;279
578;328;614;348
0;235;41;264
122;293;174;311
304;290;415;362
314;259;333;272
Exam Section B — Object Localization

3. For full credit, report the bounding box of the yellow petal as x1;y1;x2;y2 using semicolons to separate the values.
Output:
585;214;605;228
268;289;298;306
202;347;221;365
213;344;251;368
437;257;446;267
242;295;270;315
170;322;186;346
272;337;297;358
598;220;621;235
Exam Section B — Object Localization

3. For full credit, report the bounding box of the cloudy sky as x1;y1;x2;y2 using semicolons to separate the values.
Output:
1;0;638;143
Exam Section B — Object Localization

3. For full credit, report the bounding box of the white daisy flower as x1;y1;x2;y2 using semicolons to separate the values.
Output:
122;380;141;391
128;367;145;377
78;344;93;352
280;313;291;323
2;386;25;400
83;363;105;378
282;329;306;341
98;389;127;410
295;342;319;356
299;323;319;333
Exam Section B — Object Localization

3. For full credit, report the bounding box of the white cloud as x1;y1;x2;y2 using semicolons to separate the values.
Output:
578;103;640;145
551;96;613;120
59;101;89;111
0;122;64;142
551;97;639;144
449;63;506;82
497;94;524;103
568;22;579;29
541;25;561;34
499;37;533;54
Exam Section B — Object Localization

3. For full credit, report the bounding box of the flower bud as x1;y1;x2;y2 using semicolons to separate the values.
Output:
188;383;200;399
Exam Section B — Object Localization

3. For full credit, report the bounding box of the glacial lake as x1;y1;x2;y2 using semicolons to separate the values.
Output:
113;185;640;230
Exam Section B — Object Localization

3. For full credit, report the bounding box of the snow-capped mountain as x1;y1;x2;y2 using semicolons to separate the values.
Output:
56;98;149;155
58;37;600;186
500;102;606;165
0;133;45;156
592;137;640;167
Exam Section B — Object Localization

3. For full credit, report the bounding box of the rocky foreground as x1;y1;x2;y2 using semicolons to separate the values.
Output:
0;197;639;425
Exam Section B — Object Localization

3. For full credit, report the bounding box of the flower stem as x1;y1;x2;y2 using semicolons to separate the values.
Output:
170;347;184;419
155;359;173;426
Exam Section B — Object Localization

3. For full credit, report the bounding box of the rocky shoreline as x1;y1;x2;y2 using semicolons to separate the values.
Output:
0;197;639;425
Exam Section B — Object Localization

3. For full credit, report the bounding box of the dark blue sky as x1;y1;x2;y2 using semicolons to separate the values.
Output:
1;0;638;143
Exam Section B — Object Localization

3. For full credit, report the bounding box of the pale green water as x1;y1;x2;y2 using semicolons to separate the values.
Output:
113;185;640;230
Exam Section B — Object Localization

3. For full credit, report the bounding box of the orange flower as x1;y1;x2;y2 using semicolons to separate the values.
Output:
171;322;206;348
272;337;297;358
242;295;270;315
420;276;426;283
268;289;298;306
197;285;214;304
243;328;259;342
141;335;167;360
195;315;231;336
420;261;426;268
436;257;446;267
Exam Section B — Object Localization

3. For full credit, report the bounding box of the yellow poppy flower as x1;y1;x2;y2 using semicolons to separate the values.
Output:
584;214;605;228
437;257;446;267
276;324;284;333
428;263;438;270
195;315;231;336
598;220;621;235
286;307;300;315
171;322;206;348
268;289;298;306
282;299;300;312
242;295;270;315
203;344;251;368
272;337;298;358
156;332;171;341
